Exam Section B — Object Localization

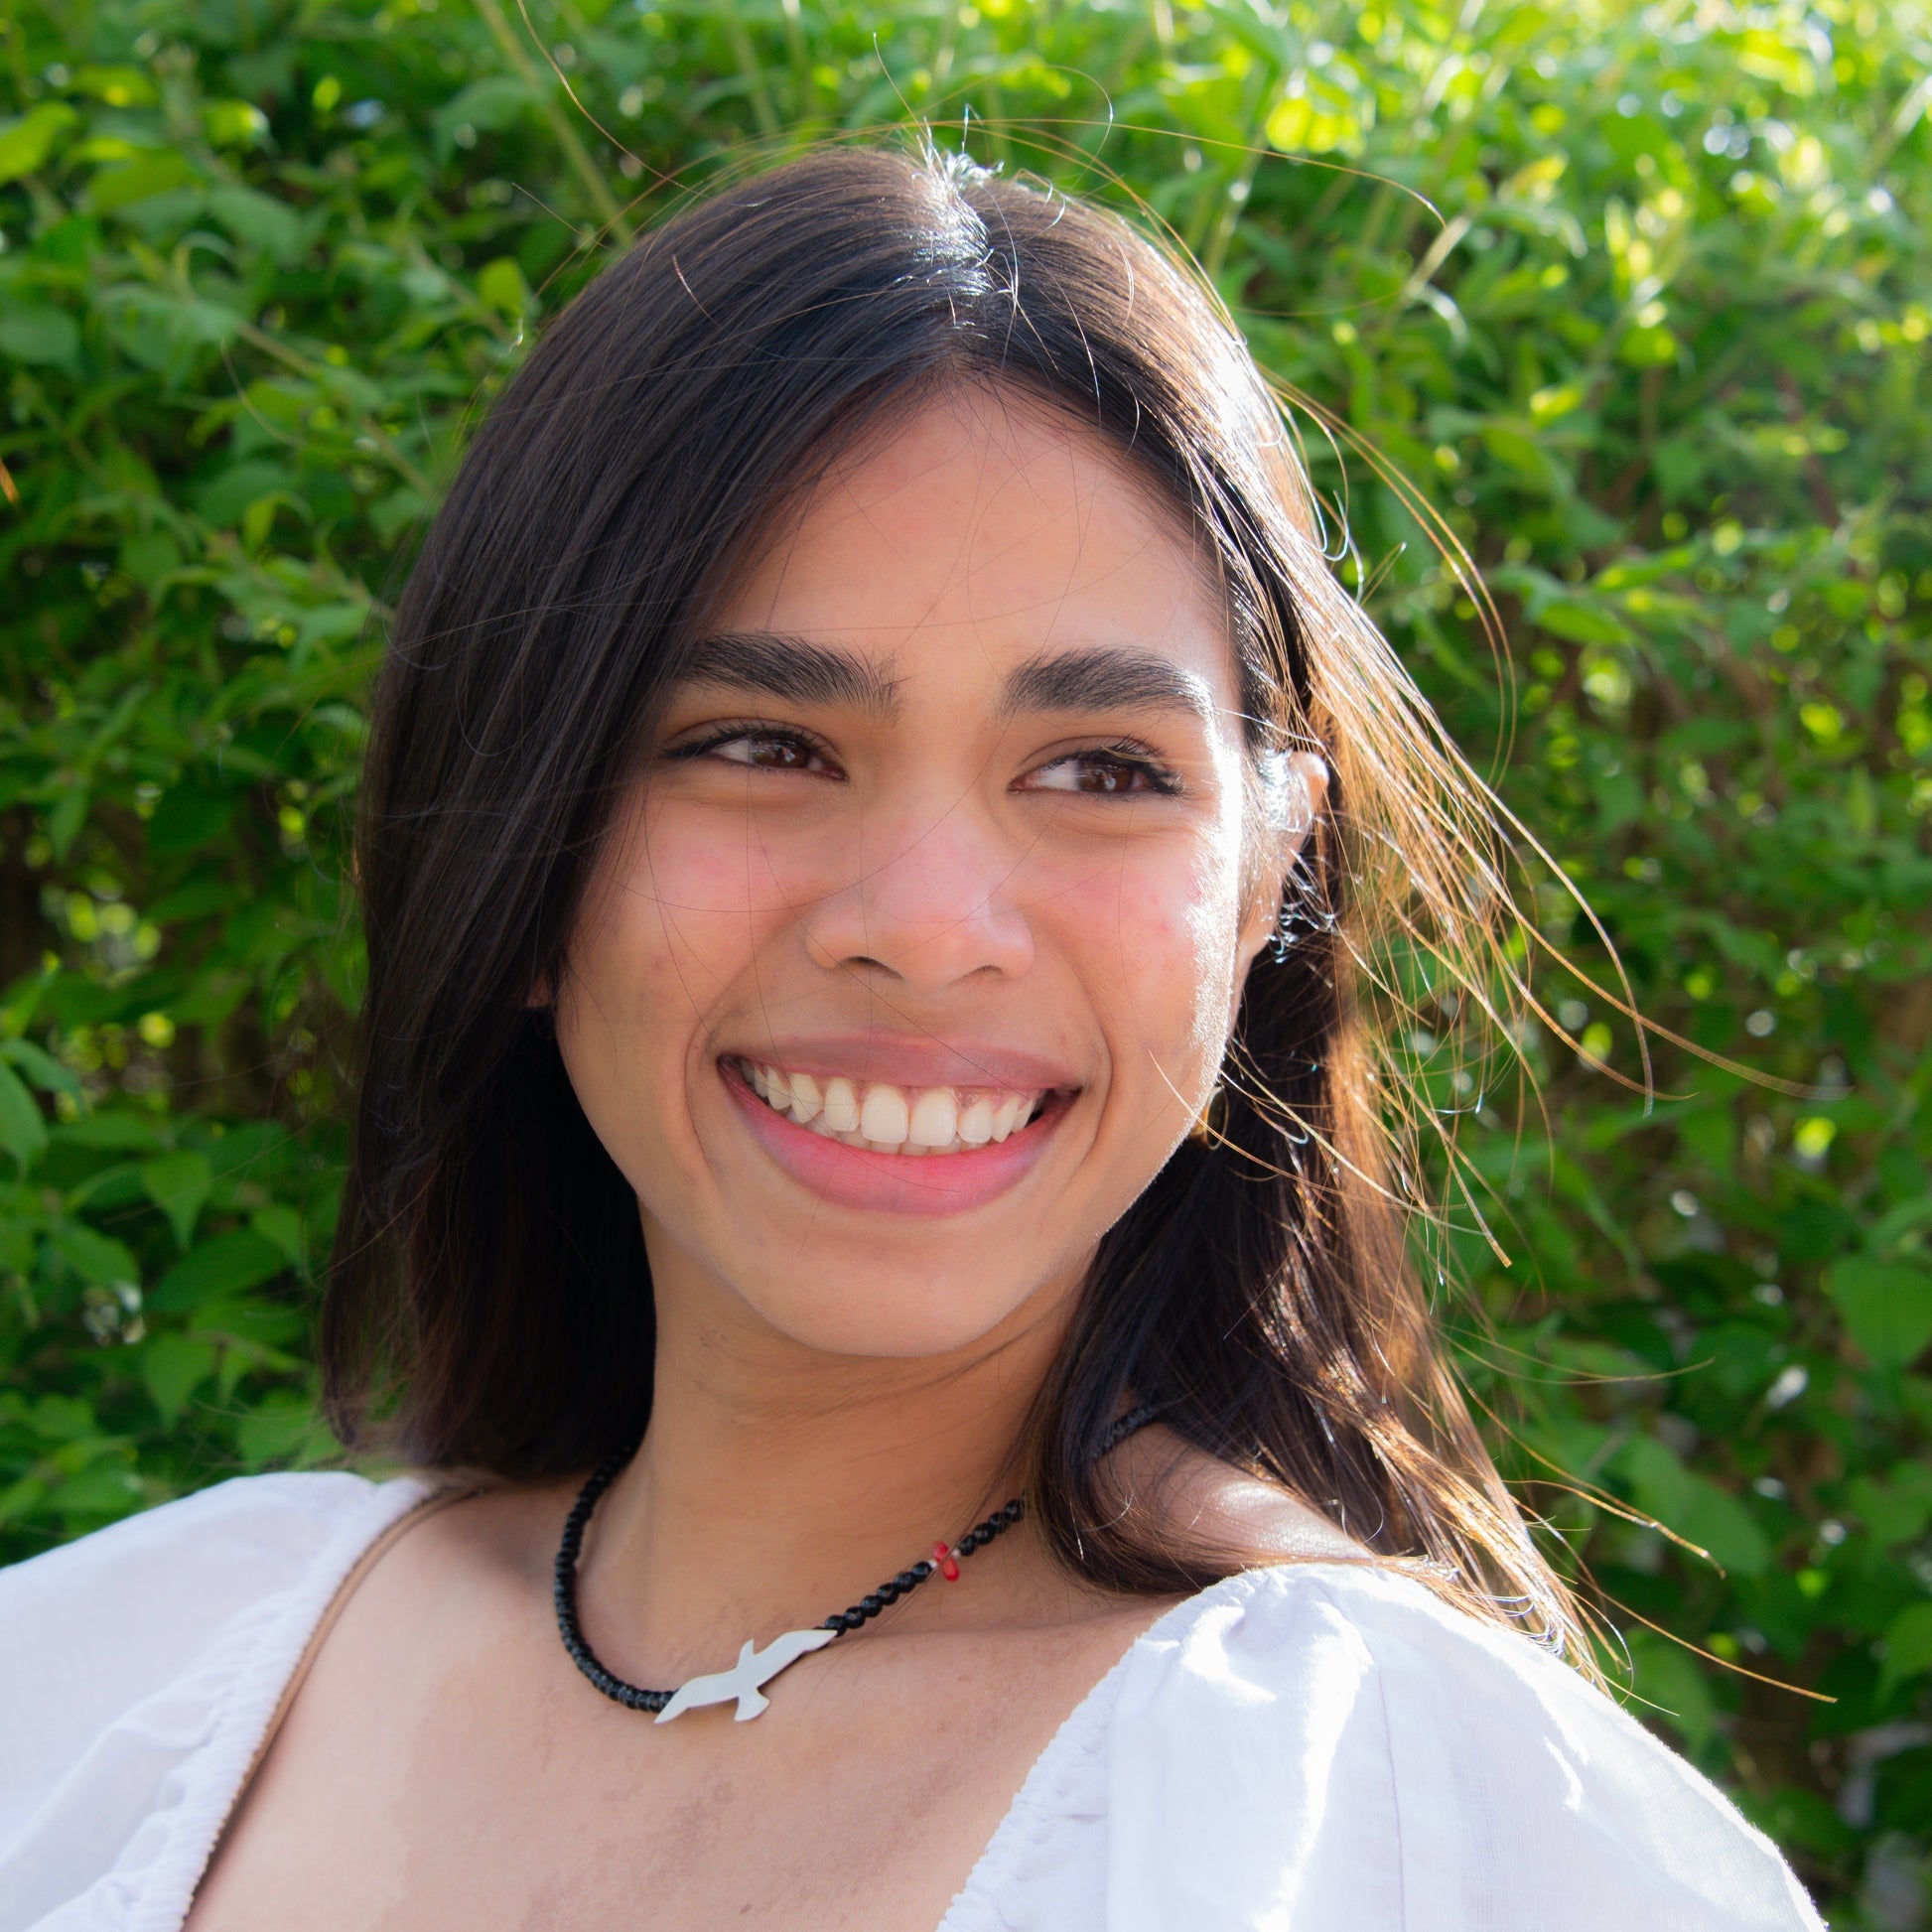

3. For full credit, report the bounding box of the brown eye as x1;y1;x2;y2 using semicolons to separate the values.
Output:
743;736;812;768
1024;750;1177;796
680;728;838;775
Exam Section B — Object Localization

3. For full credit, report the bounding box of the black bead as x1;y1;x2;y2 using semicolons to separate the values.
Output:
861;1593;883;1614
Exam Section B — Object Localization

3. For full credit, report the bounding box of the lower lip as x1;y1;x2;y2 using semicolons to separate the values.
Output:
722;1062;1069;1216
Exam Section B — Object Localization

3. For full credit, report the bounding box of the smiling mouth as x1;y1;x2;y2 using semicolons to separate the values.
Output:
728;1056;1061;1156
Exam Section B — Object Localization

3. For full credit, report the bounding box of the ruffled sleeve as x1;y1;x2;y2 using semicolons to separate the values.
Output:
947;1560;1824;1931
0;1470;429;1932
1095;1563;1824;1932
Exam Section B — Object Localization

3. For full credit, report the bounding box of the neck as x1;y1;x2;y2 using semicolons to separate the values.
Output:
575;1247;1083;1682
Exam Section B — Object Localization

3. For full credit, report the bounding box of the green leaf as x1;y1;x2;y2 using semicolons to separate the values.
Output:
1880;1601;1932;1697
207;184;305;262
72;65;158;107
82;150;200;213
0;304;81;372
53;1114;167;1153
432;74;535;155
1616;1436;1771;1578
141;1332;218;1429
0;1059;48;1171
1535;599;1635;648
201;99;270;149
148;780;238;858
140;1151;214;1250
0;103;77;186
148;1228;289;1312
477;255;532;318
0;1038;78;1097
45;782;89;859
50;1224;138;1287
1827;1257;1932;1375
1620;1628;1718;1752
194;461;300;528
251;1202;307;1266
234;1391;330;1468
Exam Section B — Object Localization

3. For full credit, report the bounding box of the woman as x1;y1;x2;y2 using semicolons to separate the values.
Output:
2;145;1820;1931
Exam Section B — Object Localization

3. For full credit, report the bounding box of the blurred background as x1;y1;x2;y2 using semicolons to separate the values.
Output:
1;0;1928;1915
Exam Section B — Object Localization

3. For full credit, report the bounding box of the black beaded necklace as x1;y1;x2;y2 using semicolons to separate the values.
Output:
555;1402;1160;1724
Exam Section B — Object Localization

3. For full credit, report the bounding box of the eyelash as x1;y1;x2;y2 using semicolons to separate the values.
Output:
663;725;1181;797
1024;742;1181;797
663;724;841;773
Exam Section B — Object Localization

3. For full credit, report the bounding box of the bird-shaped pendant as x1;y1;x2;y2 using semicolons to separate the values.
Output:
653;1625;840;1723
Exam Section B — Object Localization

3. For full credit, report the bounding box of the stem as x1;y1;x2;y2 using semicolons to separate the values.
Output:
230;320;436;498
720;2;782;140
473;0;632;241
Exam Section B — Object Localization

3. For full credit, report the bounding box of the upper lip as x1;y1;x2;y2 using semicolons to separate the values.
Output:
717;1034;1084;1092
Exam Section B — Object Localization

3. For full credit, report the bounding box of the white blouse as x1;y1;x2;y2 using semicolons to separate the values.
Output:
1;1471;1823;1932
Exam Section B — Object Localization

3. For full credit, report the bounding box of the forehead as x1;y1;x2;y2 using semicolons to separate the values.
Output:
712;386;1239;713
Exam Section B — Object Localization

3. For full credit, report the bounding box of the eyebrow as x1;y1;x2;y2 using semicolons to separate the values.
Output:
670;633;1215;727
999;646;1217;725
674;630;902;717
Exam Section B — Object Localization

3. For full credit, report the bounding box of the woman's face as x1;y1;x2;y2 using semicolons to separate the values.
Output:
554;388;1296;1360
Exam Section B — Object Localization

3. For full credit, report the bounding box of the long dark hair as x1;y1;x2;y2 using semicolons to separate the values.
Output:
329;142;1582;1653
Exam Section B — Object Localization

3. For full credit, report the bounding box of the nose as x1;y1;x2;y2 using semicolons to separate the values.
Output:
801;800;1035;994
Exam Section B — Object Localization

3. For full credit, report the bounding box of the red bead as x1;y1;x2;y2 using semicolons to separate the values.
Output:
933;1540;960;1582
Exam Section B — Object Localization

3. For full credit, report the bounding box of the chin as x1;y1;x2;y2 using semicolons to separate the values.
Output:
727;1259;1064;1362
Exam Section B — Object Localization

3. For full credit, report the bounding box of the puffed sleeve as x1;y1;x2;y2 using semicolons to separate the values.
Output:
0;1470;428;1932
1095;1562;1824;1932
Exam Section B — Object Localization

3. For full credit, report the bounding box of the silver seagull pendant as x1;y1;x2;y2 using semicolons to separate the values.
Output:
653;1625;839;1724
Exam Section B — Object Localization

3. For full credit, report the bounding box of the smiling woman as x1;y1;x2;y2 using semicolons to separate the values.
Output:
0;145;1821;1932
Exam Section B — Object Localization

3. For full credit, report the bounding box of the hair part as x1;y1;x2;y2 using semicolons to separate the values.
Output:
328;141;1586;1666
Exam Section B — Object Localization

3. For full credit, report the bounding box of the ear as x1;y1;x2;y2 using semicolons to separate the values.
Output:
1233;751;1328;993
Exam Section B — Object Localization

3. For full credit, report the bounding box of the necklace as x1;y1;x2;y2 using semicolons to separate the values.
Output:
555;1402;1160;1724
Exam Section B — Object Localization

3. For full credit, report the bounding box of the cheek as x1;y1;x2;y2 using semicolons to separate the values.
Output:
1039;835;1243;1069
577;800;797;1014
556;803;801;1162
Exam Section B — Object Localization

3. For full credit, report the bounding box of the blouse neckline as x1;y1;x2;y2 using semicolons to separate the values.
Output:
934;1564;1287;1929
170;1476;1337;1932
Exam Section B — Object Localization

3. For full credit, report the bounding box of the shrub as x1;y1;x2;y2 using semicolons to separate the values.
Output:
2;0;1927;1912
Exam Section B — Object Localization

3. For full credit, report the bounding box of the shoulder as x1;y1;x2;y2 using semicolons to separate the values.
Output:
0;1469;431;1932
1091;1562;1823;1932
0;1469;430;1751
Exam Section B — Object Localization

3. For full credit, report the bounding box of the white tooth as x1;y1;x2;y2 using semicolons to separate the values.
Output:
989;1094;1024;1142
907;1088;957;1148
860;1084;909;1146
957;1095;995;1146
901;1142;927;1157
840;1129;871;1150
750;1062;768;1098
764;1066;791;1109
788;1071;822;1123
823;1078;860;1133
807;1117;838;1139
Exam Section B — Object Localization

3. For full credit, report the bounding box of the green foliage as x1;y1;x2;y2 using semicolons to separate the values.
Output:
2;0;1928;1913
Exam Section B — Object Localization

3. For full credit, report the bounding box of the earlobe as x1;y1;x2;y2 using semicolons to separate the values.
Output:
1264;749;1327;844
1238;751;1327;978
